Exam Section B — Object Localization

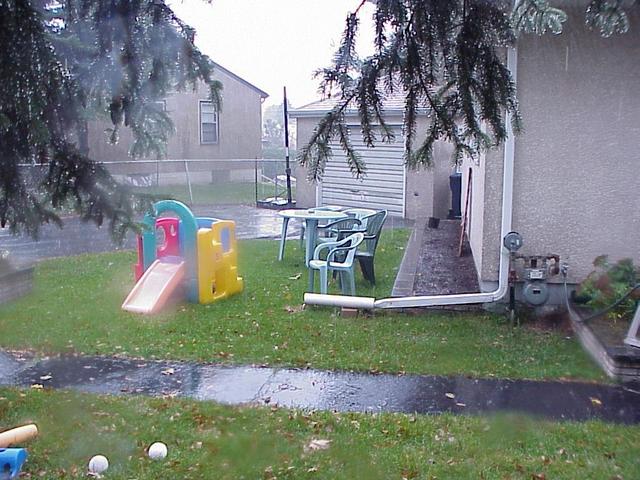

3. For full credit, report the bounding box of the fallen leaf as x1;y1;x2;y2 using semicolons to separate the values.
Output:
455;402;466;407
284;304;304;314
39;374;52;381
590;397;602;407
161;368;175;375
304;439;332;453
263;466;275;479
401;467;419;479
288;273;302;280
30;384;44;389
445;392;455;399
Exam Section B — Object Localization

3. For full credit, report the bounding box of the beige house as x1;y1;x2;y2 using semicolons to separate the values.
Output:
464;8;640;292
291;95;454;220
87;62;268;183
293;8;639;298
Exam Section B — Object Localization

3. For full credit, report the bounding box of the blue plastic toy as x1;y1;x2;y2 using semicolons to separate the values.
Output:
0;448;27;479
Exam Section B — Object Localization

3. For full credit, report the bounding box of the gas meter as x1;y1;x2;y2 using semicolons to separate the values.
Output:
516;254;561;305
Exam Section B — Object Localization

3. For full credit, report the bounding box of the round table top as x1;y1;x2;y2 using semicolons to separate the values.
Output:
278;208;348;220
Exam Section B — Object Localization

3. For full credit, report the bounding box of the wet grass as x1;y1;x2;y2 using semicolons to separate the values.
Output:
0;232;605;381
0;388;637;479
134;182;294;206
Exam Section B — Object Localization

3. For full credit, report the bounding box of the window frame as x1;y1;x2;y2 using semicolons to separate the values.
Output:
152;100;167;112
199;100;219;145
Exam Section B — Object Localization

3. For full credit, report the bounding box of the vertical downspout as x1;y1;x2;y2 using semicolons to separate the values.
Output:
303;45;519;310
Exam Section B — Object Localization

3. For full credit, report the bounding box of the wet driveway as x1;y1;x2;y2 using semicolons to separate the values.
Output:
0;204;301;262
1;352;638;424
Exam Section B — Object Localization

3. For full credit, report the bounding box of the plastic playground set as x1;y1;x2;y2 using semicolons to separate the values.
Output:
0;424;37;479
122;200;243;314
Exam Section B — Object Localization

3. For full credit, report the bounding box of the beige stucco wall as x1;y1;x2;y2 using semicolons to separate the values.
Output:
405;136;454;220
432;140;455;219
467;9;640;287
293;114;453;219
87;67;265;162
463;146;491;279
292;117;320;208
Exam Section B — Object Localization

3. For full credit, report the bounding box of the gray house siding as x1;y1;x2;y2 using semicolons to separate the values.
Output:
87;65;267;163
293;112;453;220
464;9;640;289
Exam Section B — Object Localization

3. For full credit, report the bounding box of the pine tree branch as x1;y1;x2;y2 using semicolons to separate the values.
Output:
0;0;222;238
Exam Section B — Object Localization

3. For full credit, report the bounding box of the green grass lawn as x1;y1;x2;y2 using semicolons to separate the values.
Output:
135;181;294;206
1;388;638;479
136;182;256;205
0;230;605;381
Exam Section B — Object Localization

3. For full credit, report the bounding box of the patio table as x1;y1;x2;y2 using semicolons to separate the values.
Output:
277;209;348;266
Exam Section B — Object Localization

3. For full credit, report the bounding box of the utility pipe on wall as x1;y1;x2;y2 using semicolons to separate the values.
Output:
304;46;519;310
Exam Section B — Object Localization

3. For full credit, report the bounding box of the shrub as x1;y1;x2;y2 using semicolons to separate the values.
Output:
576;256;640;320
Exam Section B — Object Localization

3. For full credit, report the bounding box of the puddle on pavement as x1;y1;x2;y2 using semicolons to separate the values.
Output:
3;353;639;424
0;351;34;385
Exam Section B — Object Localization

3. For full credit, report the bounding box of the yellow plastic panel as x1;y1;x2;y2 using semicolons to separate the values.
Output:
196;220;243;304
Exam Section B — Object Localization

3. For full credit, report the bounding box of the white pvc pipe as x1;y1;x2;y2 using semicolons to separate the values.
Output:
304;45;519;310
304;293;376;309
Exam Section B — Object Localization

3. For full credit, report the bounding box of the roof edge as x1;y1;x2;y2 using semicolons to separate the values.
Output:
212;61;269;99
290;107;407;118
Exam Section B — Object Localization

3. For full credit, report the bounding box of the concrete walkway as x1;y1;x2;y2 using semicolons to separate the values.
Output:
1;351;639;424
392;218;479;298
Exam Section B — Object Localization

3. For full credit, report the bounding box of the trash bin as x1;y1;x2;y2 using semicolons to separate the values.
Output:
449;172;462;219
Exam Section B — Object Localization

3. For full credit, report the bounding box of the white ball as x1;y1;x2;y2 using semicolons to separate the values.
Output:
148;442;168;460
88;454;109;474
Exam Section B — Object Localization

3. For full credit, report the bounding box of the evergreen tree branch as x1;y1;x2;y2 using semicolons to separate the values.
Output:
300;0;529;180
512;0;568;35
0;0;221;238
586;0;631;37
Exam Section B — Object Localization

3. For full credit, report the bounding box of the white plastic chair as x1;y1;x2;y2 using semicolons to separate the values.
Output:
308;232;365;295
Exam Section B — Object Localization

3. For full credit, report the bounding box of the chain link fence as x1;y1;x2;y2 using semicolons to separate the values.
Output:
19;158;296;208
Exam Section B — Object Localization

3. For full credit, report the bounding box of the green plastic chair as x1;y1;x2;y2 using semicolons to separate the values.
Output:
299;205;344;246
308;232;365;295
316;217;363;243
356;210;388;285
342;208;377;226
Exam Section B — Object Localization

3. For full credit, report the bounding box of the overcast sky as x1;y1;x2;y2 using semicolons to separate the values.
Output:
169;0;375;108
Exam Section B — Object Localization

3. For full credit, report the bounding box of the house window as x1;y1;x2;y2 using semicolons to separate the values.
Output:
152;100;166;111
199;101;219;144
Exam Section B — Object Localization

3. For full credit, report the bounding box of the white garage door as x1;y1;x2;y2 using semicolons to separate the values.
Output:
320;126;406;217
